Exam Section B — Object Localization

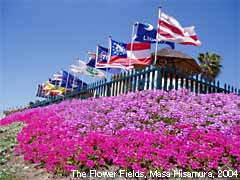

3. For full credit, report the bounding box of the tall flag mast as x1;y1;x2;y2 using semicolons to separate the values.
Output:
154;7;162;65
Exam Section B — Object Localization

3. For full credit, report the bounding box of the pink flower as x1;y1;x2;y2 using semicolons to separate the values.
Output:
86;160;95;168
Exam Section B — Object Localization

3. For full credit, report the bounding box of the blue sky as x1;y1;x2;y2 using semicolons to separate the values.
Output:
0;0;239;116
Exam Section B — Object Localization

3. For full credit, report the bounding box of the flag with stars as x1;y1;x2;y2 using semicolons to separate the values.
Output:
109;38;152;67
109;38;133;70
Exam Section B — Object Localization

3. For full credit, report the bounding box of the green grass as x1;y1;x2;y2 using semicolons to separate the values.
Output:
0;122;24;180
0;169;14;180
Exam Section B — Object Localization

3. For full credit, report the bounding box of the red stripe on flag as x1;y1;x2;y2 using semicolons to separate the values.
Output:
180;42;198;46
128;57;152;65
159;20;184;36
189;35;198;41
158;29;175;38
109;56;128;64
126;42;151;50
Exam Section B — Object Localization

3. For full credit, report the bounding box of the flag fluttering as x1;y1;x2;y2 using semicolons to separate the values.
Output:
38;82;66;97
126;42;152;65
87;52;96;68
157;11;201;46
96;46;109;68
87;47;121;74
36;84;47;98
70;60;107;79
109;38;152;67
109;39;130;68
134;22;175;49
42;82;55;91
50;71;87;90
46;87;66;96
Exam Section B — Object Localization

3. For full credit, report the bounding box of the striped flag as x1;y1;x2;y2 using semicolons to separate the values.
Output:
157;10;201;46
126;42;152;65
109;38;151;66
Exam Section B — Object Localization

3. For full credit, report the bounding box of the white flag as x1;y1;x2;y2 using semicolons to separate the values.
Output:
70;60;106;79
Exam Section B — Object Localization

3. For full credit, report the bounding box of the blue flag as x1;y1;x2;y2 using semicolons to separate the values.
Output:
110;39;127;58
50;70;87;89
87;53;96;68
95;45;121;74
134;23;175;49
97;46;109;64
36;84;46;98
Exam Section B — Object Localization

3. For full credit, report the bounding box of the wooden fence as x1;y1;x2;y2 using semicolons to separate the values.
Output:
30;65;240;108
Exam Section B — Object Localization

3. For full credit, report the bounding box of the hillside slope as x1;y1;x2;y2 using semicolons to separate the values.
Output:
1;89;240;178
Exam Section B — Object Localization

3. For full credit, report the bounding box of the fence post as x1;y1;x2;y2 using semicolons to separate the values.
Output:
224;83;227;93
125;70;130;94
212;80;216;93
146;65;151;90
195;74;199;94
200;76;203;93
133;70;137;92
98;81;101;97
174;68;179;90
204;79;207;94
104;79;107;97
141;67;147;90
122;71;126;94
114;74;119;96
163;67;168;91
136;70;140;91
94;82;98;98
169;66;174;90
156;67;162;90
190;74;194;92
180;70;184;89
106;82;111;97
217;81;220;92
151;67;156;90
227;85;231;94
101;80;104;97
185;73;189;90
208;80;212;94
129;69;133;92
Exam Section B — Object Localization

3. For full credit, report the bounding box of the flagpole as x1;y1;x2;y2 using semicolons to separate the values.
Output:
65;67;70;94
108;36;112;81
130;22;136;68
95;45;98;69
72;72;75;92
154;7;162;65
79;57;83;90
72;56;78;92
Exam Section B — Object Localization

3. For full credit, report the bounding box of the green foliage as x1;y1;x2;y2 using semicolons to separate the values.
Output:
198;52;222;81
0;123;24;179
0;169;15;180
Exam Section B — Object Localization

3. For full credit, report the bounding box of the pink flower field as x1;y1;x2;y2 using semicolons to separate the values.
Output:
1;89;240;175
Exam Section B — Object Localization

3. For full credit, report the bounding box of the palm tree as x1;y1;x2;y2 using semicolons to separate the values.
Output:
197;52;222;82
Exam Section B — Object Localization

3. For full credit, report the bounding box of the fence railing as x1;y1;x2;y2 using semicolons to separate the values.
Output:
30;65;240;108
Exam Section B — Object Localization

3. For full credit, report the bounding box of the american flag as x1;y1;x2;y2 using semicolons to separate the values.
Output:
157;10;201;46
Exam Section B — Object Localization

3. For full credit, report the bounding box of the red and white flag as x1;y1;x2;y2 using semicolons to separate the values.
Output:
157;11;201;46
127;42;152;65
109;38;152;68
